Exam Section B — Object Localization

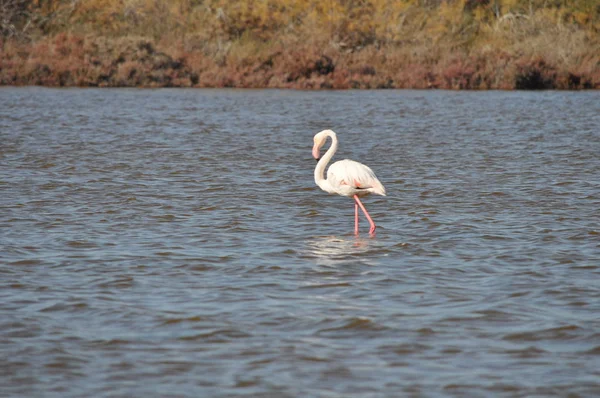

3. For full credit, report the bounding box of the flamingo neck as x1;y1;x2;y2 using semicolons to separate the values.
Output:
314;131;338;193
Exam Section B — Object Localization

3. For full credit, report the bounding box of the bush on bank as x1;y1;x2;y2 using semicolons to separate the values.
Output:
1;0;598;89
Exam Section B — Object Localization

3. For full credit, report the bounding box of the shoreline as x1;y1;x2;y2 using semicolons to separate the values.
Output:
2;35;598;90
2;1;598;91
1;85;596;91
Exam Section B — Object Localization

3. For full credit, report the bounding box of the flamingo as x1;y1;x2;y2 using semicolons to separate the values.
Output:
312;129;386;235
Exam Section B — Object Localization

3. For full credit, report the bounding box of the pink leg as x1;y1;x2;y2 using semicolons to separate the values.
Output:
354;201;359;235
354;195;376;234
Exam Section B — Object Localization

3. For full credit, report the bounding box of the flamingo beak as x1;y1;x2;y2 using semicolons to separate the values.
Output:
312;144;321;161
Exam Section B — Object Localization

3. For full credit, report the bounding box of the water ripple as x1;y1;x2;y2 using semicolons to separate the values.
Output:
1;88;600;397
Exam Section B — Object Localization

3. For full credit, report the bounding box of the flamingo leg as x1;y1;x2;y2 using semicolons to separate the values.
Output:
353;195;376;234
354;201;359;235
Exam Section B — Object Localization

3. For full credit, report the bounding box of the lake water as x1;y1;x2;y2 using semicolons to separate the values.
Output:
1;87;599;397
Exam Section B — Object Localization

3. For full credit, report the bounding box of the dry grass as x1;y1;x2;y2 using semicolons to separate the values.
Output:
1;0;598;89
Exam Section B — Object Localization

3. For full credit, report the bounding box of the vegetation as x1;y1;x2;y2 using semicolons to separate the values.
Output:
1;0;599;88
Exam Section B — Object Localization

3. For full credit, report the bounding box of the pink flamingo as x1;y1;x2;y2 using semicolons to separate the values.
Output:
312;129;386;235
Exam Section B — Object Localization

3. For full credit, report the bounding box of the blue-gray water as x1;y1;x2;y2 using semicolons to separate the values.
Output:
1;88;600;397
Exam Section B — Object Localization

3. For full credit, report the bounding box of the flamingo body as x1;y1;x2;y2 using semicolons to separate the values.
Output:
312;129;386;234
326;159;386;198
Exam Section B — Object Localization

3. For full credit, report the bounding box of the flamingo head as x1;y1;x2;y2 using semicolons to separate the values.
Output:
312;129;335;160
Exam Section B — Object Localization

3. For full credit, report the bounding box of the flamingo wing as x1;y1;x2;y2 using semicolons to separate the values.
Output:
327;159;386;195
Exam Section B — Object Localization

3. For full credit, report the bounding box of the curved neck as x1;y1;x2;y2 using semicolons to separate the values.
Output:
314;131;338;191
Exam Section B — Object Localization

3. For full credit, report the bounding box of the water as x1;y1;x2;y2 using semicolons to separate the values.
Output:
1;87;599;397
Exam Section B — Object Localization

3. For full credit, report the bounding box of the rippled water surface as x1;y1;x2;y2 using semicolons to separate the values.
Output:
1;88;600;397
